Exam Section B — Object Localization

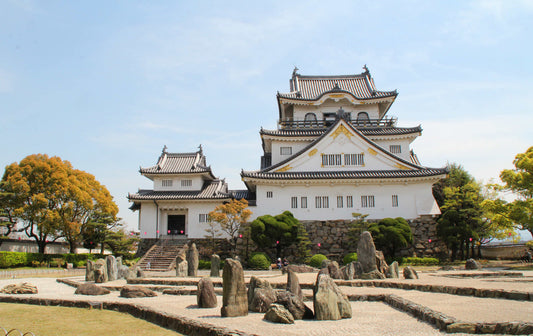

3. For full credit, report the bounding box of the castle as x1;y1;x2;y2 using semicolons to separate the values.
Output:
128;67;447;256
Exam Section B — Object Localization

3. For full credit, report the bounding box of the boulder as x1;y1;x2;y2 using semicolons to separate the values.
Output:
75;283;110;296
387;261;400;278
210;254;221;277
360;270;386;279
465;258;482;270
286;270;303;300
176;255;188;277
322;260;342;279
403;266;419;279
357;231;378;273
119;285;157;298
343;261;363;280
221;258;248;317
93;259;108;283
248;276;277;313
375;251;389;276
187;243;199;276
282;264;316;274
117;264;130;279
264;303;294;324
0;282;38;294
197;277;217;308
106;255;118;281
85;260;94;282
275;290;314;320
313;274;352;320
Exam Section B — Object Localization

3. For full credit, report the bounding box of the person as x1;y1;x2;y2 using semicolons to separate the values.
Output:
283;257;289;267
276;258;282;269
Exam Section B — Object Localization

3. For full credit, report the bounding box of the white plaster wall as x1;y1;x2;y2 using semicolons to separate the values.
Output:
153;176;204;191
271;140;313;166
292;102;380;121
372;138;412;161
253;181;439;221
139;202;158;238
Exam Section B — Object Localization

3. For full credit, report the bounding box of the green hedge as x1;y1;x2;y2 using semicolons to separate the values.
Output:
400;257;440;266
0;252;104;269
248;252;271;270
343;252;358;265
308;254;327;268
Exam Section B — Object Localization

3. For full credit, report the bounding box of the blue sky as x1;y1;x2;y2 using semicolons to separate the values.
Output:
1;1;532;238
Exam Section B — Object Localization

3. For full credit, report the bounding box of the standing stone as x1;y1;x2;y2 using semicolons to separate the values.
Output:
118;264;130;279
210;254;221;277
388;261;400;278
313;274;352;320
322;260;342;279
197;277;218;308
176;255;188;277
187;243;199;276
264;303;295;324
465;258;482;270
106;255;118;281
342;261;363;280
275;290;314;320
85;260;95;282
375;251;389;275
357;231;378;273
403;266;419;279
286;270;303;300
221;258;248;317
248;276;277;313
116;256;123;266
93;259;108;283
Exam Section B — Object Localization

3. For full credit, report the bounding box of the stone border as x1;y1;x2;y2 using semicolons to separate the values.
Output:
0;296;255;336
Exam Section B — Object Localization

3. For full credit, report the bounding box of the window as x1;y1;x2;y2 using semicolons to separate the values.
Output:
301;197;307;208
390;145;402;154
181;179;192;187
361;195;375;208
162;179;173;187
344;153;364;166
291;196;298;209
304;113;317;125
280;147;293;155
337;196;343;208
322;154;342;166
347;196;353;208
266;191;273;198
199;214;210;222
392;194;399;207
357;112;370;121
316;196;329;208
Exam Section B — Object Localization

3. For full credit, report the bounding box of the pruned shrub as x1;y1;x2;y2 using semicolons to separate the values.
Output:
309;254;327;268
343;252;358;265
248;252;271;270
401;257;440;266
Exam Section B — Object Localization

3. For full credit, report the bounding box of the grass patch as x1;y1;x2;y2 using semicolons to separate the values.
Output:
0;303;183;336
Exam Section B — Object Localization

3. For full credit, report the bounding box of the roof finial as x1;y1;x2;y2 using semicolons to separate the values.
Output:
292;66;299;77
198;144;203;154
363;64;369;73
162;145;167;154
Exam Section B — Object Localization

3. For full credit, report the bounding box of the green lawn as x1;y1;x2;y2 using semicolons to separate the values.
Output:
0;303;183;336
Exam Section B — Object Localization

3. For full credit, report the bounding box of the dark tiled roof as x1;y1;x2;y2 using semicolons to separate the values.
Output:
278;71;397;101
139;149;214;178
128;180;230;201
260;126;422;137
230;190;250;200
241;169;448;180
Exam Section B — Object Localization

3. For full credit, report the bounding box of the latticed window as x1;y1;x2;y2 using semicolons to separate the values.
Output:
291;197;298;208
199;214;210;222
280;147;292;155
162;179;173;187
347;196;353;208
337;196;343;208
322;154;342;166
344;153;364;166
315;196;329;208
301;197;307;208
181;179;192;187
390;145;401;154
361;195;375;208
392;194;399;207
266;191;273;198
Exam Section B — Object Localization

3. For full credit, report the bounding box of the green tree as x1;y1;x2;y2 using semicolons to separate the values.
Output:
104;226;139;257
208;198;252;254
433;164;484;261
483;147;533;238
0;154;118;253
82;211;121;254
367;217;413;257
347;213;369;250
250;211;306;260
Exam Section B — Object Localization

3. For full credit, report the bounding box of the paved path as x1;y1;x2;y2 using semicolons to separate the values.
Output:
0;268;532;336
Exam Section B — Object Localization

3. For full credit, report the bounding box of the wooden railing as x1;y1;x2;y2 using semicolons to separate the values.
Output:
278;117;397;129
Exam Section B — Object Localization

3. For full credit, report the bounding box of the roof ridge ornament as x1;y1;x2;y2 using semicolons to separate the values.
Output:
292;66;299;78
363;64;369;74
162;145;167;154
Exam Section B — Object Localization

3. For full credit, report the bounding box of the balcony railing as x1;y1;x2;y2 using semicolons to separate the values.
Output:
278;117;397;130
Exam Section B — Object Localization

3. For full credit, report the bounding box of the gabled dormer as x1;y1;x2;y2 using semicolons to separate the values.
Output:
139;145;216;191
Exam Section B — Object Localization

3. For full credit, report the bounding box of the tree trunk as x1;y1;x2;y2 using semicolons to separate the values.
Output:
69;240;77;254
38;241;47;254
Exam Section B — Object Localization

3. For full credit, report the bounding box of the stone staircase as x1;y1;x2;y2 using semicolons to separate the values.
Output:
137;238;187;272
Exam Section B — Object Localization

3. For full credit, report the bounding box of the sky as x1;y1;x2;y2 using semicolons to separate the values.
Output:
1;1;532;238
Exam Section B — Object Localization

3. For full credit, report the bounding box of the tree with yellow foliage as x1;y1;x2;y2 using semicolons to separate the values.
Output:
208;198;252;254
0;154;118;253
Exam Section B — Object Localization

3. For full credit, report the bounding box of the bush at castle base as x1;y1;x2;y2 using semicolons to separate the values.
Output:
309;254;327;268
248;253;271;270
